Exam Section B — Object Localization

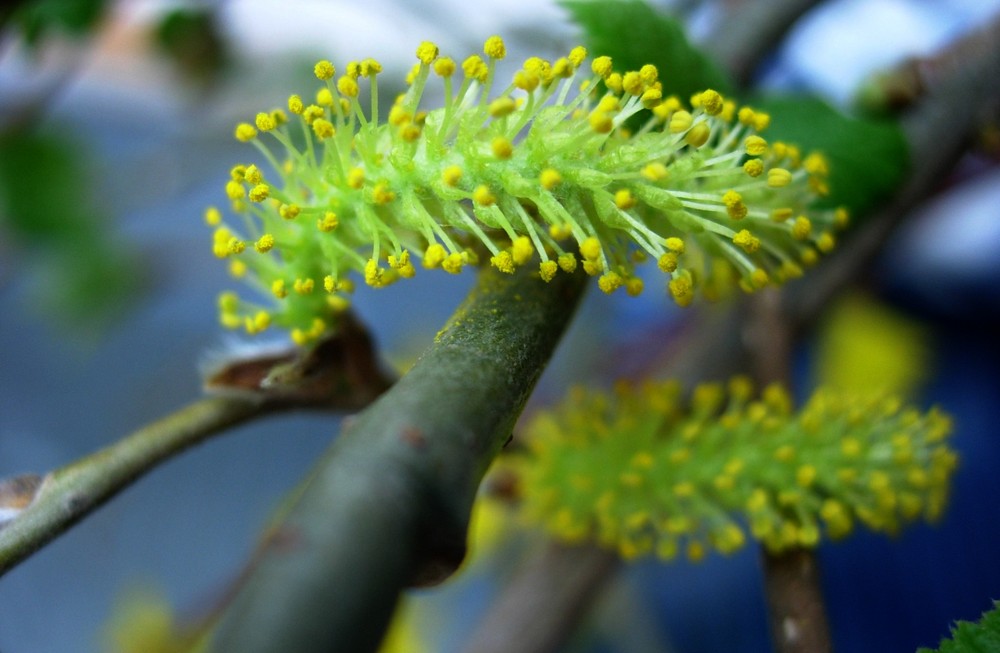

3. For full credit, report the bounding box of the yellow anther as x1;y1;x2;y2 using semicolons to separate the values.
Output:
288;94;304;114
539;260;558;282
722;190;747;220
462;55;488;82
423;243;447;268
733;229;760;253
204;206;221;226
317;212;338;231
244;164;262;185
641;162;669;181
255;112;276;131
271;279;288;299
750;268;769;288
743;158;764;177
490;251;515;274
767;167;793;188
372;183;396;204
248;184;269;203
665;237;684;253
364;258;384;287
293;278;315;295
314;60;336;80
337;76;359;98
359;58;382;77
668;110;693;134
579;237;601;260
511;236;535;265
347;167;365;189
488;97;517;118
540;168;562;190
685;122;710;147
622;71;644;95
473;185;496;205
234;123;257;142
513;70;540;92
568;46;587;67
816;232;836;253
491;136;514;159
312;119;335;140
699;89;723;115
316;88;334;107
591;56;613;78
745;135;767;156
804;152;829;176
433;57;456;77
791;216;812;241
441;165;463;187
657;252;678;273
614;188;636;210
415;41;439;65
834;207;850;229
641;87;662;108
557;253;577;273
255;234;275;253
598;272;624;294
589;110;613;133
441;253;464;274
301;105;323;124
483;35;506;59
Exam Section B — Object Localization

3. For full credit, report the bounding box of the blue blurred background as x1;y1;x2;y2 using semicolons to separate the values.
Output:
1;1;999;651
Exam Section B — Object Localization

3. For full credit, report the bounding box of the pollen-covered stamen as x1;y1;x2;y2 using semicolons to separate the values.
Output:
210;40;844;338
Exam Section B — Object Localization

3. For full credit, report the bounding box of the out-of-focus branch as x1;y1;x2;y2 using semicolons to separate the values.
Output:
0;312;393;577
207;265;587;653
463;542;619;653
788;11;1000;324
707;0;823;86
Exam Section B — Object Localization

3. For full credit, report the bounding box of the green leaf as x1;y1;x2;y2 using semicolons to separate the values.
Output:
0;131;142;333
918;602;1000;653
751;95;909;216
12;0;107;45
560;0;734;99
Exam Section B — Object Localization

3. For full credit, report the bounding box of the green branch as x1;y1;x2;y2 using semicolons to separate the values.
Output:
208;265;587;652
0;396;267;576
0;312;392;577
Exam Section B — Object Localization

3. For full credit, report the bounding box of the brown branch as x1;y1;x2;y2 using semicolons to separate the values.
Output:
462;542;620;653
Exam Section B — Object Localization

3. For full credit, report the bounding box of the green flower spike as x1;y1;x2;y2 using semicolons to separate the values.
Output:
207;36;846;344
513;378;956;562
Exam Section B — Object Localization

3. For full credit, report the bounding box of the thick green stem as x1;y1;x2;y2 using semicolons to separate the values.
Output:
209;265;587;652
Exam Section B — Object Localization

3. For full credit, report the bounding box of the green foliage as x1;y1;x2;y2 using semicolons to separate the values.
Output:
0;131;141;332
751;95;910;216
560;0;734;98
154;8;228;84
9;0;107;45
918;602;1000;653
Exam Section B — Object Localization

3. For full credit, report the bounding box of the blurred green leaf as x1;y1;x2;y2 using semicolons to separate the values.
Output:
560;0;734;99
0;131;142;332
154;8;228;85
752;95;909;216
918;602;1000;653
11;0;107;45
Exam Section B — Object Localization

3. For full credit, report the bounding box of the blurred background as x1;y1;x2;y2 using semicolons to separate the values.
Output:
1;0;999;651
